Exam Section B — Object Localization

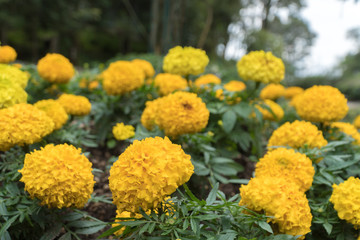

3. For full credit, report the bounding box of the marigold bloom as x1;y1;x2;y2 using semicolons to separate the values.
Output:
331;122;360;145
34;99;68;130
101;61;144;95
0;103;54;151
239;177;312;238
255;148;315;192
237;51;285;84
224;80;246;92
194;74;221;87
57;93;91;116
0;78;27;108
19;144;95;208
294;85;348;123
112;123;135;140
284;86;304;99
154;73;188;96
255;99;284;121
330;177;360;228
268;120;327;149
141;98;162;131
163;46;209;76
88;80;99;90
37;53;75;84
132;59;155;78
354;115;360;129
0;45;17;63
0;64;29;88
109;137;194;213
260;83;285;100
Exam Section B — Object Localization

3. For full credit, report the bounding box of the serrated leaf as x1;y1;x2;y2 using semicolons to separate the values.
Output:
139;222;150;235
206;183;219;205
0;215;18;237
61;212;83;222
323;222;333;235
75;225;105;235
39;223;62;240
58;232;71;240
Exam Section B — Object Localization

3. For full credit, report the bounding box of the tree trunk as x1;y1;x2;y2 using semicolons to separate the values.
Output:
150;0;161;54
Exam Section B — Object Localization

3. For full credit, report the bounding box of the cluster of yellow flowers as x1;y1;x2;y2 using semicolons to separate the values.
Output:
0;64;29;88
37;53;75;84
330;177;360;228
163;46;209;76
141;92;209;137
79;78;100;90
294;85;348;123
132;59;155;79
194;74;221;87
331;122;360;145
101;61;145;95
255;99;284;121
239;177;312;237
57;93;91;116
268;120;328;149
0;103;54;151
19;144;95;208
259;83;285;100
34;99;68;130
284;86;304;99
109;137;193;213
0;45;17;63
236;50;285;84
112;123;135;141
0;77;27;108
153;73;188;96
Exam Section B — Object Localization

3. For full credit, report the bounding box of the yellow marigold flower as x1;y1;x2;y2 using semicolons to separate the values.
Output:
132;59;155;78
268;120;327;149
163;46;209;76
0;64;29;88
239;177;312;238
215;89;224;101
237;51;285;84
109;137;194;213
194;74;221;87
141;98;162;131
294;85;348;123
18;144;95;208
101;61;144;95
284;86;304;99
34;99;68;130
88;80;99;90
255;148;315;192
331;122;360;145
330;177;360;228
57;93;91;116
0;78;27;108
255;99;284;121
224;80;246;92
37;53;75;84
354;115;360;129
154;73;188;96
78;78;87;88
259;83;285;100
0;103;54;151
112;123;135;140
0;45;17;63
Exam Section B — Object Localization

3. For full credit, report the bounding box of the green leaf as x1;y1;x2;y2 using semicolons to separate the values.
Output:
213;164;238;176
97;225;123;238
323;222;333;235
190;218;200;234
139;222;151;235
106;139;116;149
67;220;104;228
58;232;72;240
75;225;106;235
232;102;252;118
211;157;234;164
206;182;219;205
39;223;62;240
61;212;83;222
148;222;156;233
258;221;273;233
192;161;210;176
0;215;18;237
228;179;249;184
222;110;237;133
183;184;202;203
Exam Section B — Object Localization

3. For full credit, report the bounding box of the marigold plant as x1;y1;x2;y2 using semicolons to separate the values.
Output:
194;74;221;87
223;80;246;92
0;64;29;88
153;73;188;96
236;51;285;84
109;137;194;213
163;46;209;76
141;98;162;131
37;53;75;84
34;99;68;130
0;78;27;108
112;123;135;140
284;86;304;99
131;59;155;78
57;93;91;116
331;122;360;145
18;144;95;208
259;83;285;100
255;99;284;121
0;45;17;63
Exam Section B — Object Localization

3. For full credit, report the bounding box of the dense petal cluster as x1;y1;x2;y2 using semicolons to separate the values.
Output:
331;122;360;145
141;92;210;137
101;61;145;95
37;53;75;84
255;99;284;121
0;64;29;88
239;177;312;238
132;59;155;78
259;83;285;100
0;103;54;151
354;115;360;129
294;85;348;123
19;144;95;208
284;86;304;99
194;74;221;87
237;51;285;84
224;80;246;92
0;78;27;108
330;177;360;228
154;73;188;96
0;45;17;63
255;148;315;192
34;99;68;130
112;123;135;141
57;93;91;116
268;120;327;149
109;137;194;213
163;46;209;76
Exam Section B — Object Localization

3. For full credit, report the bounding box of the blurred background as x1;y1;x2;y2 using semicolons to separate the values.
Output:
1;0;359;99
